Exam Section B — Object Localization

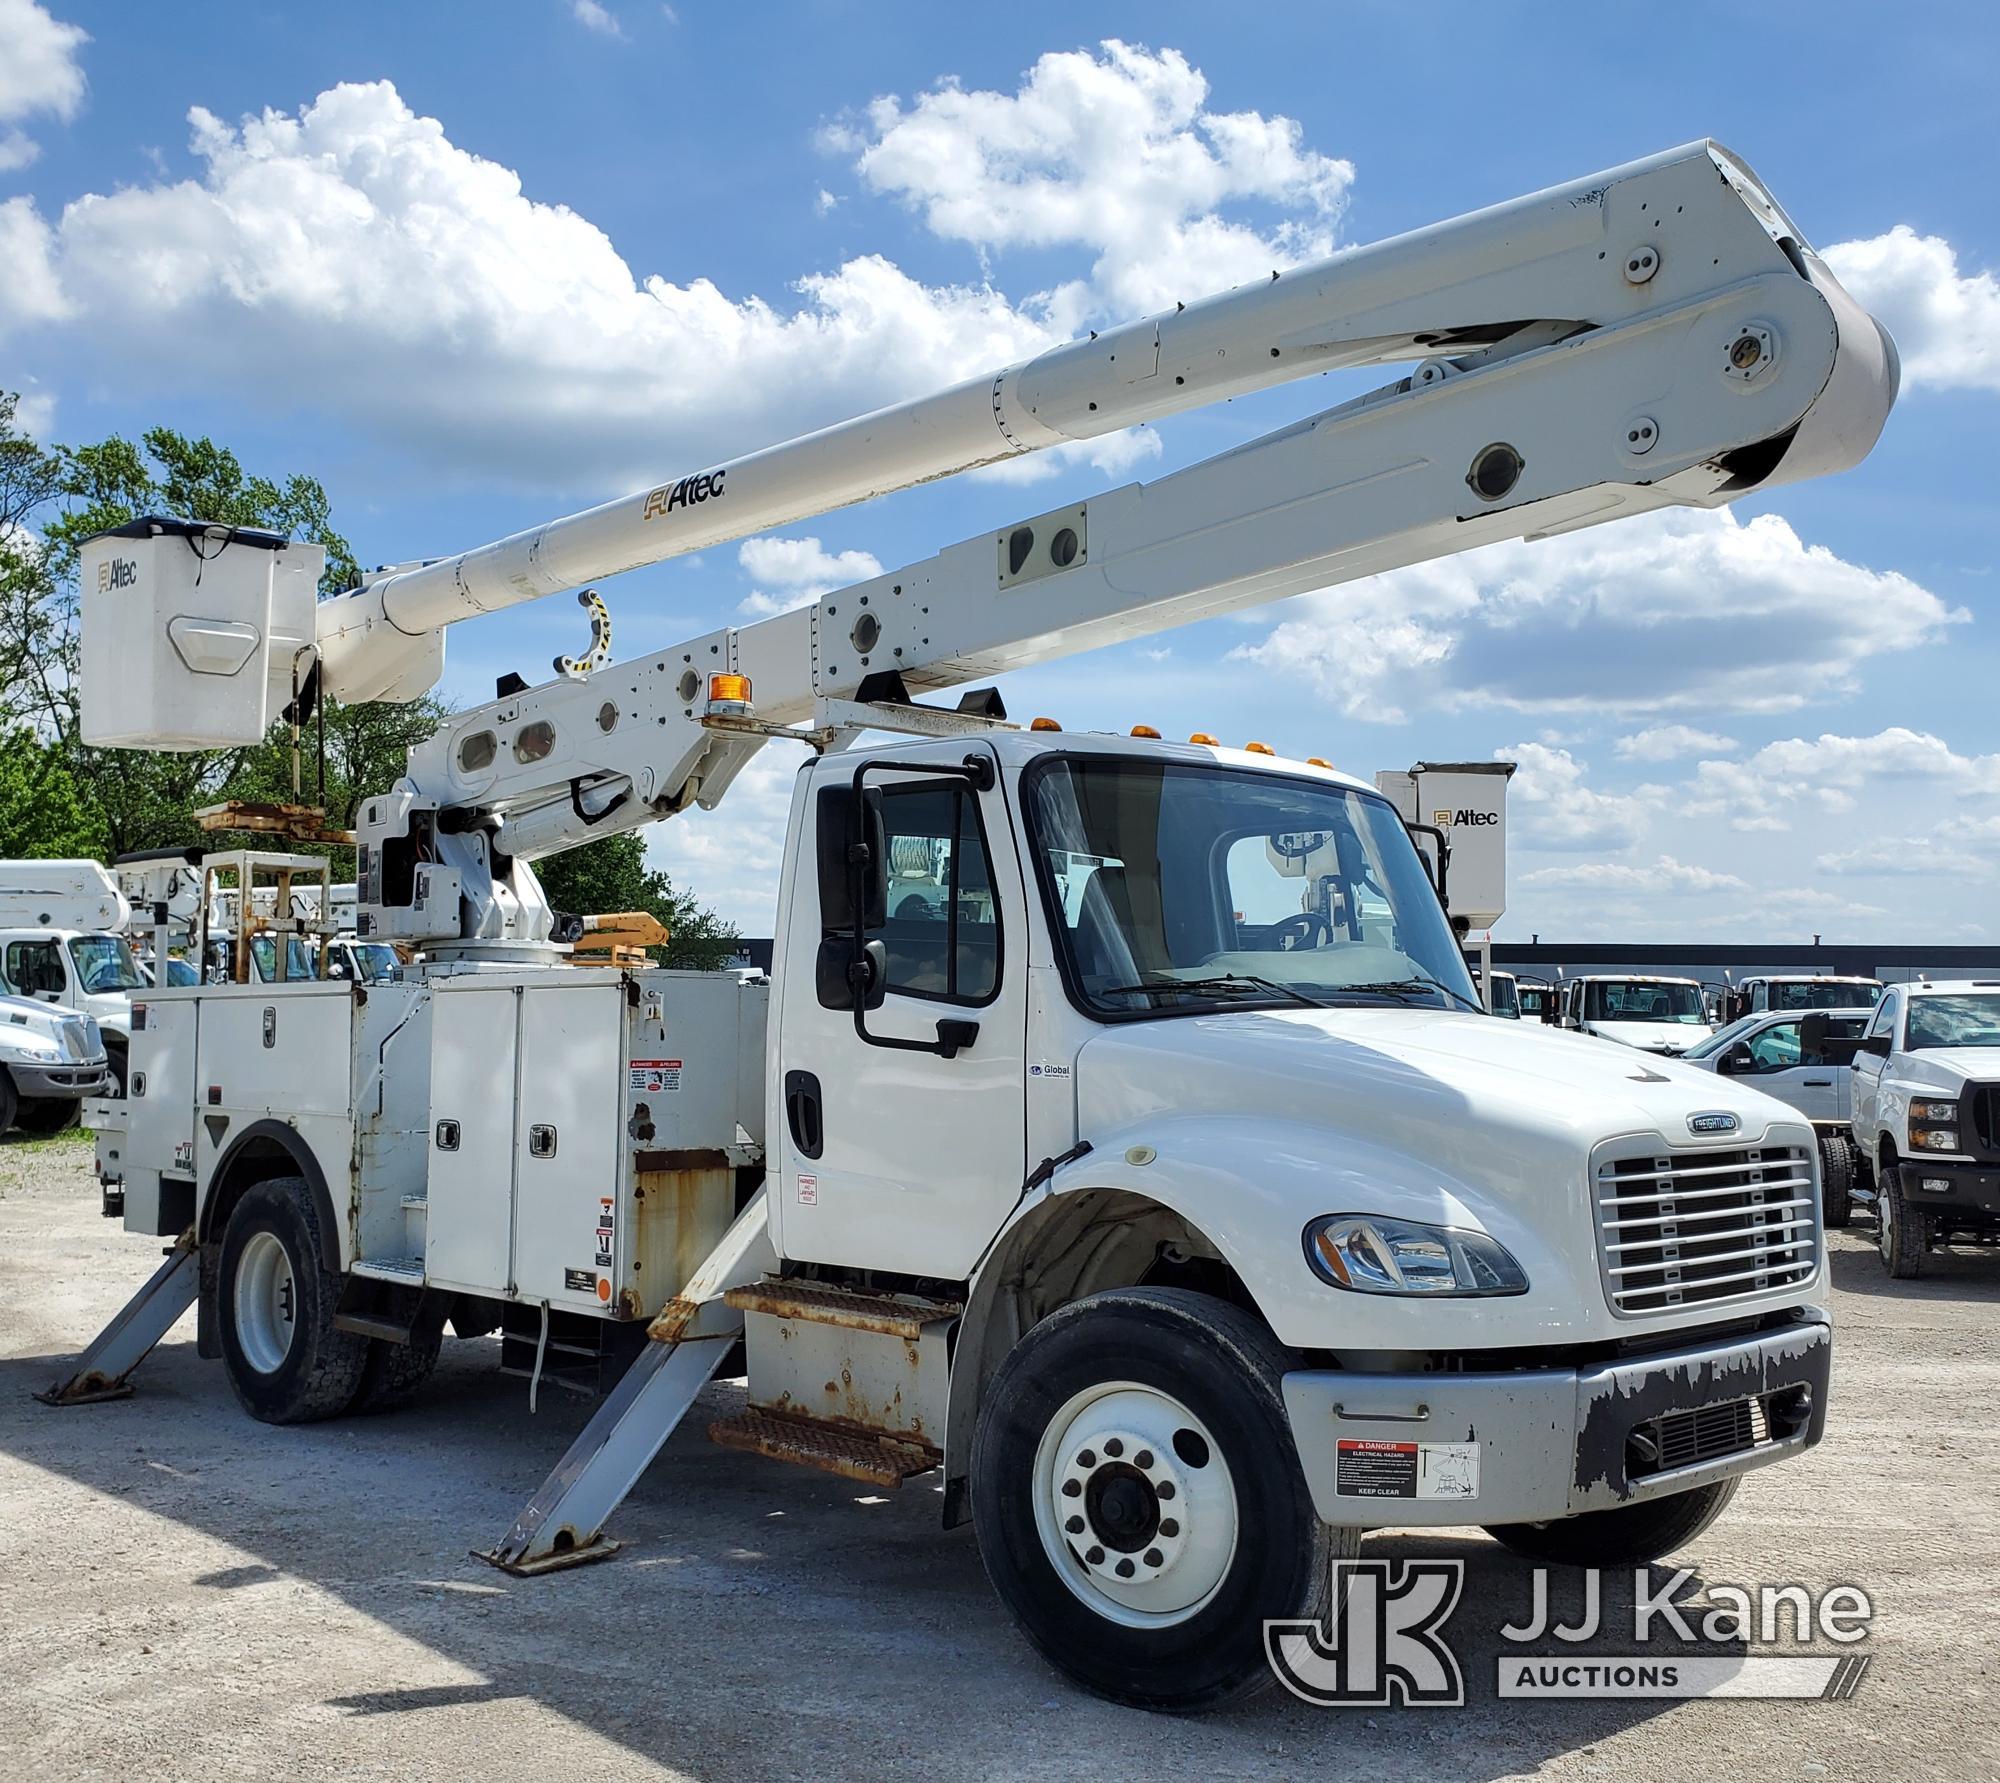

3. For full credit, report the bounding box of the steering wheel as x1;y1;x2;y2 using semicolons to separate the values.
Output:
1270;911;1333;951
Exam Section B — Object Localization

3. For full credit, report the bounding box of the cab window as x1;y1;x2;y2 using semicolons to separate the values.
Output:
1864;991;1900;1044
872;781;1000;1005
1744;1020;1802;1071
2;938;65;997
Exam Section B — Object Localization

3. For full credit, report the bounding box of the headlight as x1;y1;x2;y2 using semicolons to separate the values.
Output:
6;1033;60;1058
1304;1214;1528;1296
1912;1128;1960;1152
1910;1099;1961;1153
1910;1099;1958;1123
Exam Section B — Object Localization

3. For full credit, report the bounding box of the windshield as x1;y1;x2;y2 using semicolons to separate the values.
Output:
1770;980;1883;1010
163;956;200;987
1584;980;1705;1024
1486;975;1520;1018
330;942;402;983
67;934;141;995
250;936;318;982
1906;993;2000;1050
1024;757;1478;1016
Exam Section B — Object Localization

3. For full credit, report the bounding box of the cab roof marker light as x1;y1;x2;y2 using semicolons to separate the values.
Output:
1030;716;1062;732
1188;732;1220;746
1130;725;1161;739
1244;741;1275;756
1307;757;1333;769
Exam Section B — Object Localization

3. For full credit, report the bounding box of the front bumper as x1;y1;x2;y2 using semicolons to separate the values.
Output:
1898;1160;2000;1216
1282;1313;1830;1528
7;1057;110;1098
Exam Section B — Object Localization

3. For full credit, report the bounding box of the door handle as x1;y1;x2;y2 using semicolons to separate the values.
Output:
785;1069;824;1160
1803;1079;1832;1087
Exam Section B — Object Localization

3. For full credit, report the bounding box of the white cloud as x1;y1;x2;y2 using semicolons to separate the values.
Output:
19;80;1072;490
0;196;64;331
1814;841;1988;880
844;40;1353;320
570;0;625;38
1615;725;1738;762
1825;225;2000;393
737;534;883;617
814;187;840;215
1234;508;1962;723
1521;855;1750;895
647;745;798;930
0;1;87;171
1500;742;1653;854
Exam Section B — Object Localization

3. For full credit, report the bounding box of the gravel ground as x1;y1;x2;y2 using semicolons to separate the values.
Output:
2;1133;1995;1782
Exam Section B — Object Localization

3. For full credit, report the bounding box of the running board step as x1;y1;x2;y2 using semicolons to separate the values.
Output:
723;1279;961;1337
707;1411;938;1487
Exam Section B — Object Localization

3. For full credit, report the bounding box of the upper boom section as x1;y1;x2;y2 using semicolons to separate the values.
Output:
307;139;1878;705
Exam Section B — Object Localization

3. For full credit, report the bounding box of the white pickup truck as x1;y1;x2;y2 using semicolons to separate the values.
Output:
1850;980;2000;1277
1678;1008;1873;1225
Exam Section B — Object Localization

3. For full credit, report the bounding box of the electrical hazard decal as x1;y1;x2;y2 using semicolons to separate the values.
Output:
1334;1439;1481;1501
630;1059;682;1094
595;1196;615;1269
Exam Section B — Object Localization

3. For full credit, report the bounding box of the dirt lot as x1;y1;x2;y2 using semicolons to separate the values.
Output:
1;1133;1995;1783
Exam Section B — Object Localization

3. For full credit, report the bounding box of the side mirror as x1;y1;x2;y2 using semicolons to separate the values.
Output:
815;935;887;1012
1854;1032;1892;1059
1717;1044;1755;1074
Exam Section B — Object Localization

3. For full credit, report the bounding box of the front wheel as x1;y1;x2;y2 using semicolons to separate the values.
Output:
1877;1165;1931;1279
1485;1477;1739;1567
218;1176;368;1423
970;1286;1349;1713
12;1097;80;1136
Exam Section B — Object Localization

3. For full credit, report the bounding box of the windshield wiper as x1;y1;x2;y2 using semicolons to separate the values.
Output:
1099;972;1326;1009
1339;974;1487;1015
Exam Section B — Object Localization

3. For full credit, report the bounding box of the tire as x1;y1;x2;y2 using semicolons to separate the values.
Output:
103;1042;128;1097
970;1285;1352;1713
12;1097;79;1136
1818;1134;1855;1228
349;1310;445;1414
0;1069;17;1136
217;1175;368;1423
1877;1164;1931;1280
1485;1477;1739;1568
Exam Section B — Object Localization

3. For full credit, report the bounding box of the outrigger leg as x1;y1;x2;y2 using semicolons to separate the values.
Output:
36;1229;199;1406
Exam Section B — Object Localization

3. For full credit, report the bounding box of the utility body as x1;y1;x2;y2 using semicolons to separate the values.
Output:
58;141;1898;1711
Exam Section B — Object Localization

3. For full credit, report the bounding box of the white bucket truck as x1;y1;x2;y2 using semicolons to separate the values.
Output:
49;142;1896;1710
0;858;141;1087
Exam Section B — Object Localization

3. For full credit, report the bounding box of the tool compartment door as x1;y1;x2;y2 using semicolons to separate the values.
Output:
425;982;520;1294
513;978;623;1309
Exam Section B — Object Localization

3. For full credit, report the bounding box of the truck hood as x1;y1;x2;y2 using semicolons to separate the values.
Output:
1894;1046;2000;1089
0;994;102;1062
1076;1006;1794;1181
1583;1018;1715;1055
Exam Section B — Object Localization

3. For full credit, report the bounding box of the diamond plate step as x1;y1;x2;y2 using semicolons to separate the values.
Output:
723;1279;961;1339
707;1410;939;1487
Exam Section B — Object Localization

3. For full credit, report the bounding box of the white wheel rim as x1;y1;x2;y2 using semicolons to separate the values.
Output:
234;1230;298;1374
1030;1380;1238;1629
1879;1180;1894;1259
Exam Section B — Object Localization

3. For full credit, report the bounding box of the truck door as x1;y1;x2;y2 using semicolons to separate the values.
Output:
1851;990;1899;1140
1737;1018;1832;1120
2;936;69;1007
774;746;1028;1279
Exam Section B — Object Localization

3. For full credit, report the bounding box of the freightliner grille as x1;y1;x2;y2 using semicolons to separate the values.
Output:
1594;1144;1818;1317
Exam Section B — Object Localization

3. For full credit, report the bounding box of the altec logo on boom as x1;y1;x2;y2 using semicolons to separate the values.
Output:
641;469;727;521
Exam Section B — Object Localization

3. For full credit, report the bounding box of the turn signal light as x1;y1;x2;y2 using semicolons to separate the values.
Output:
707;672;752;713
1130;724;1161;739
1031;716;1063;732
1189;732;1220;745
1245;741;1275;756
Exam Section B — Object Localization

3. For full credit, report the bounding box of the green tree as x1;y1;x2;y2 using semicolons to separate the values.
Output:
0;728;104;857
534;831;740;971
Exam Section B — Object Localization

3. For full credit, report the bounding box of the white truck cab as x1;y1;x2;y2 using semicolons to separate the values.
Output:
0;991;109;1134
1850;980;2000;1277
1725;974;1884;1024
1558;973;1716;1055
0;860;140;1086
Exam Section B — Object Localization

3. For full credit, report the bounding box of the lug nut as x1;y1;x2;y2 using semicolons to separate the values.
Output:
1085;1546;1104;1566
1061;1478;1081;1498
1115;1559;1135;1579
1159;1518;1179;1537
1144;1548;1164;1568
1156;1481;1176;1500
1134;1449;1154;1469
1077;1449;1096;1468
1066;1515;1085;1535
1104;1438;1124;1458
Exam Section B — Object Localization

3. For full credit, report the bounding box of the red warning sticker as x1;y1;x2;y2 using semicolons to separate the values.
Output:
1335;1438;1480;1500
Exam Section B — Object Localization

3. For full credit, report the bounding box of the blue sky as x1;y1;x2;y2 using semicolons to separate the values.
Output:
4;1;1996;939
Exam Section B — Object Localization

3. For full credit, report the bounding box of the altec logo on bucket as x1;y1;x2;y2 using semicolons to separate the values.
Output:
1265;1562;1874;1707
97;558;139;594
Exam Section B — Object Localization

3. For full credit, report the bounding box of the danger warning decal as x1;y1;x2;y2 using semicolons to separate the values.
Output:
631;1059;682;1094
1334;1438;1481;1500
595;1196;615;1270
